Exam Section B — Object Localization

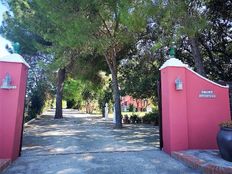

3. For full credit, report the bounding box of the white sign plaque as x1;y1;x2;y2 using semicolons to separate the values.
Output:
199;90;216;98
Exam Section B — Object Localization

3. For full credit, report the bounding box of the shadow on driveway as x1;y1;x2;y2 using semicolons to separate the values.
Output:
3;109;200;174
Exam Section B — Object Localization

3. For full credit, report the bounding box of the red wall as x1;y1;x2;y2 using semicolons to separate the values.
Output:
161;63;231;154
0;62;28;161
121;95;145;111
186;69;230;149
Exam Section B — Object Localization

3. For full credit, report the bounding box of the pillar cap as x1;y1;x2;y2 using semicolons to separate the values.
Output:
159;58;188;70
0;54;30;68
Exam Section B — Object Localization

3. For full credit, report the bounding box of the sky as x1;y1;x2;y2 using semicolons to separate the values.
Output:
0;3;11;57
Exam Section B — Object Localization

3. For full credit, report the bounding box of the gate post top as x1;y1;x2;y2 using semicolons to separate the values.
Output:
0;54;30;68
159;58;188;70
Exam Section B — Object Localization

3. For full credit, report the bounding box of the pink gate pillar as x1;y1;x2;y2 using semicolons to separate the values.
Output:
160;58;231;154
0;54;29;161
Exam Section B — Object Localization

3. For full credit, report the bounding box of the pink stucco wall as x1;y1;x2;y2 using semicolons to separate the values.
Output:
161;63;231;154
121;95;146;111
0;62;28;161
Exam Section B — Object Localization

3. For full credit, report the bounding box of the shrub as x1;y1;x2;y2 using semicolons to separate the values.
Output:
130;114;141;124
142;112;159;125
74;100;82;110
128;104;134;112
130;114;137;124
67;99;76;109
26;81;51;122
220;121;232;128
136;116;142;124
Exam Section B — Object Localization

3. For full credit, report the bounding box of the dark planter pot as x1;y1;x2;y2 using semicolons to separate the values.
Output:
130;119;136;124
123;118;130;124
217;127;232;162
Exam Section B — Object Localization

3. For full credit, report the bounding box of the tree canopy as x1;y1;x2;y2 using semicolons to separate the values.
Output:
0;0;231;128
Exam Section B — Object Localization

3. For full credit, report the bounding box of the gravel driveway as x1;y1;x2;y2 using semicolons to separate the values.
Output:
3;109;200;174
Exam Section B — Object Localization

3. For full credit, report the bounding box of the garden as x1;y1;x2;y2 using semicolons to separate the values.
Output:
0;1;232;173
0;0;231;130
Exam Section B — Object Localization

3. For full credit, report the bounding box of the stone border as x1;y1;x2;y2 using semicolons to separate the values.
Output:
172;151;232;174
0;159;11;173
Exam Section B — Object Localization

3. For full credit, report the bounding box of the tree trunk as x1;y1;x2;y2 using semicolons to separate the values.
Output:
111;69;122;128
189;37;206;77
85;102;88;113
199;37;225;79
104;46;122;128
102;102;105;117
55;68;65;119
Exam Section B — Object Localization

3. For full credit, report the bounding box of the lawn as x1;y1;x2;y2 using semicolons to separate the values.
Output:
107;112;148;118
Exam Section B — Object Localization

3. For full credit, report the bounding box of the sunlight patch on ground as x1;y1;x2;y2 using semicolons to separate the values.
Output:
38;130;86;136
57;168;80;174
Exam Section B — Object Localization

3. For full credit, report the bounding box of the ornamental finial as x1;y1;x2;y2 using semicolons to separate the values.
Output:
12;42;20;54
169;47;175;58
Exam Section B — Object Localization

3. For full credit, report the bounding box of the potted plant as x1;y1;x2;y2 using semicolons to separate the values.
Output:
136;116;142;124
217;120;232;162
122;115;130;124
130;114;138;124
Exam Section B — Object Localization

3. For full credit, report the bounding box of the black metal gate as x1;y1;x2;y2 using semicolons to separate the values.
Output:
157;76;163;150
227;82;232;119
218;81;232;119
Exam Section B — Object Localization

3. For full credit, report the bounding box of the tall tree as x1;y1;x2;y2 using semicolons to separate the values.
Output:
148;0;208;76
200;0;232;81
34;0;148;128
0;1;57;119
119;54;161;102
1;0;81;119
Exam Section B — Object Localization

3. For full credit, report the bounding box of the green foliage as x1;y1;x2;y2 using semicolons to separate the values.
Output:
200;0;232;81
1;0;53;54
64;71;111;113
142;112;159;125
27;81;49;121
23;54;54;122
70;53;108;84
63;77;102;111
63;78;83;103
1;0;150;127
81;88;95;103
130;114;142;124
128;104;134;112
66;99;76;109
98;90;113;109
2;0;232;122
119;1;147;33
151;0;208;38
97;72;113;113
119;55;162;102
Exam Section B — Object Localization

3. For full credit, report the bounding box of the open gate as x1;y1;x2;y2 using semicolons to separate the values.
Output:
157;76;163;150
218;81;232;119
229;82;232;119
